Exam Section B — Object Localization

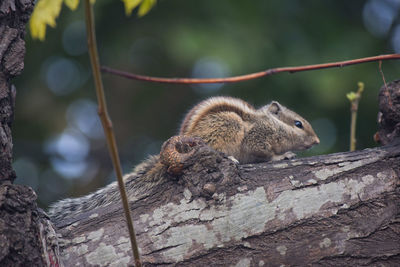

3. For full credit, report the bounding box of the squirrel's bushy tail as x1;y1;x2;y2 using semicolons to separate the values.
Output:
47;181;120;223
47;155;163;225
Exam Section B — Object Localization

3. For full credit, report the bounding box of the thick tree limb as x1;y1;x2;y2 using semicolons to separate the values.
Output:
53;141;400;266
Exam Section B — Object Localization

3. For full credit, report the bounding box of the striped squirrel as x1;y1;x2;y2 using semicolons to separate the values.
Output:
48;96;319;224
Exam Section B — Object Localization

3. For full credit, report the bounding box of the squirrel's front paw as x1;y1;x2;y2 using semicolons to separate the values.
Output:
160;135;205;175
272;151;296;161
283;151;296;160
228;156;240;164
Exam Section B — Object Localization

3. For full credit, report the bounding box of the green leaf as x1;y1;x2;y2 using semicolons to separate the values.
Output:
138;0;156;17
64;0;80;10
346;92;357;101
357;81;364;93
29;0;64;41
30;0;98;41
121;0;142;16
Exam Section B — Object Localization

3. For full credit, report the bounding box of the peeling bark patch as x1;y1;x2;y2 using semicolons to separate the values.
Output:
273;163;288;169
87;228;104;242
183;188;192;200
200;187;270;242
276;245;287;255
276;173;383;219
289;175;302;187
342;226;350;232
307;179;317;184
319;238;332;248
89;213;98;219
116;236;131;254
243;241;251;248
77;244;88;255
117;236;130;244
313;157;379;181
150;198;207;229
72;236;86;244
237;185;248;192
86;242;130;267
66;242;88;258
234;257;251;267
139;213;149;225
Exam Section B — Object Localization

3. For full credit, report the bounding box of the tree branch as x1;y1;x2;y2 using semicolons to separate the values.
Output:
53;141;400;266
101;54;400;84
83;1;142;265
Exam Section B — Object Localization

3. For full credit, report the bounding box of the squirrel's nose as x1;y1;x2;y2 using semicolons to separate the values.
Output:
314;137;320;145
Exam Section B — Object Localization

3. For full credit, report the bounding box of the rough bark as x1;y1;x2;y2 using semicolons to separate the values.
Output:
51;140;400;267
0;184;60;266
0;0;30;183
0;1;59;267
375;79;400;145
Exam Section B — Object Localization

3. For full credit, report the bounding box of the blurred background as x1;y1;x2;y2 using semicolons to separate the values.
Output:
13;0;400;208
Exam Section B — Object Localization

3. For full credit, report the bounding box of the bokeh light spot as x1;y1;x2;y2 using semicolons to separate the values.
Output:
44;129;90;179
62;20;87;56
49;158;88;179
391;24;400;53
66;99;104;139
42;57;84;95
362;0;399;37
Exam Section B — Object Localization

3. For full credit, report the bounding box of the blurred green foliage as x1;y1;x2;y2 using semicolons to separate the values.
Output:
13;0;400;208
30;0;155;40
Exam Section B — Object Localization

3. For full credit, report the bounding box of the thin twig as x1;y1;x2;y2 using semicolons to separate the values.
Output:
84;1;142;266
101;54;400;84
347;82;364;151
379;60;392;107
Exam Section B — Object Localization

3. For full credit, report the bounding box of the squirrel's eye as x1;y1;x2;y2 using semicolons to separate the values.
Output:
294;120;303;129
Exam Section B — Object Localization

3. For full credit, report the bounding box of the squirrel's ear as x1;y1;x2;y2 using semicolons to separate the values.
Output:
267;101;281;115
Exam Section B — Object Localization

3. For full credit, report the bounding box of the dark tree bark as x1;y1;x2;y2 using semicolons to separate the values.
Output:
0;1;60;266
0;0;29;183
376;80;400;145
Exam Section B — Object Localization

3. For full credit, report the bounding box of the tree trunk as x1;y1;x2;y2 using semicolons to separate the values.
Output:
0;1;60;266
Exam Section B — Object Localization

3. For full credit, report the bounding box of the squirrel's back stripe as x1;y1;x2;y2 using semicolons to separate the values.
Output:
180;96;256;134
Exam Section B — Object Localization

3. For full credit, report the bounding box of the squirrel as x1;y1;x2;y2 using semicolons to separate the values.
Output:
180;96;319;163
48;96;319;224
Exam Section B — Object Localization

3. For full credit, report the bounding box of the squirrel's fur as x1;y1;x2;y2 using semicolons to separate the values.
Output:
48;155;165;224
180;96;319;163
48;96;319;224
